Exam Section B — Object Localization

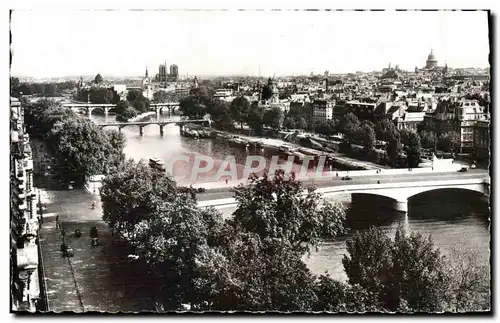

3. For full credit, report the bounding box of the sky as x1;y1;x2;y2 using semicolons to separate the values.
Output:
10;10;491;78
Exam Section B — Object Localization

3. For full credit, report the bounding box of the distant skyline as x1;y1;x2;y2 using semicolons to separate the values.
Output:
10;10;490;79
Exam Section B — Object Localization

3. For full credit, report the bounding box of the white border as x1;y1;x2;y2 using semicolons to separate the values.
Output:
2;1;498;321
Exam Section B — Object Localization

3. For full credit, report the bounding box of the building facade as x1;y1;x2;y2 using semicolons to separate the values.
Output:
10;97;41;312
395;111;426;132
312;100;334;123
455;99;487;153
473;119;490;160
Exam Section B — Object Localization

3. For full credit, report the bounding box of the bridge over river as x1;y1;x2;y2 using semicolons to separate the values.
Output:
96;118;210;136
62;101;180;117
196;170;490;214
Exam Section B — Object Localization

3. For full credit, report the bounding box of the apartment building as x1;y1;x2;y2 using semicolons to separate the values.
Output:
473;119;490;160
455;99;487;153
312;100;334;123
10;97;41;312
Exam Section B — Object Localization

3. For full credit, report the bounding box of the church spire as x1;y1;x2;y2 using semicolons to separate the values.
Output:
145;66;148;78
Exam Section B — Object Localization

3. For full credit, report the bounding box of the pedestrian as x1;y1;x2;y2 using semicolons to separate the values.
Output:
336;172;338;178
225;178;228;184
92;201;96;210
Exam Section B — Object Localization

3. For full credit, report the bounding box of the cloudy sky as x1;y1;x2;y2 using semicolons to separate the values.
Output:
10;10;490;78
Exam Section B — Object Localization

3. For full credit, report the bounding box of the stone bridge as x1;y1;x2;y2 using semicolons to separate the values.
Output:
62;103;117;117
62;102;180;117
198;176;490;214
96;119;209;136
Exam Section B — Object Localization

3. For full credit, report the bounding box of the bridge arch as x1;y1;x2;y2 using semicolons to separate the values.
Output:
407;187;487;202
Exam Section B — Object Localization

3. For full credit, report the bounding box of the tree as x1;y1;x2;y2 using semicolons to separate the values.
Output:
385;128;402;167
314;120;334;136
153;90;169;103
23;99;62;137
262;107;284;130
179;95;208;119
197;231;319;311
133;100;149;113
115;100;129;114
100;159;224;309
441;246;491;312
343;227;393;307
230;96;250;129
116;106;138;122
314;274;382;312
246;102;265;134
391;228;447;312
375;119;397;142
208;100;233;130
231;169;346;254
418;130;437;150
127;89;142;103
94;73;103;84
48;117;122;185
343;226;449;312
296;117;308;130
404;131;421;168
283;117;296;129
361;123;376;154
438;131;460;153
100;160;180;235
338;113;360;143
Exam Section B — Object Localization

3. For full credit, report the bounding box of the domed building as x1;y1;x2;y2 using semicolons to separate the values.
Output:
425;49;438;69
417;49;449;74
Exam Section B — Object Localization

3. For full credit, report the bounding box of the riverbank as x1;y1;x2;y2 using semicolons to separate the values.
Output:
193;127;388;171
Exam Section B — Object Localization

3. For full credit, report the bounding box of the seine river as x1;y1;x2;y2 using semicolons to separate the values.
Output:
92;113;490;282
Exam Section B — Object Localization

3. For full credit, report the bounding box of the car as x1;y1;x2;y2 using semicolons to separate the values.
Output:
458;167;468;172
341;176;352;181
470;164;476;169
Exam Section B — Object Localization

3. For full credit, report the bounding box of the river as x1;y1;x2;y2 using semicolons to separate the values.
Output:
92;113;491;282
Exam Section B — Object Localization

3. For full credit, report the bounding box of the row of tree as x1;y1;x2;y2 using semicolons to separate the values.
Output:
11;77;77;98
23;99;126;186
178;87;285;133
75;87;121;104
100;166;489;312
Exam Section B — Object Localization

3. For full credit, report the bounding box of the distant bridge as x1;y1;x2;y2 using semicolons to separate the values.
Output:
197;176;490;214
62;101;180;116
96;119;209;136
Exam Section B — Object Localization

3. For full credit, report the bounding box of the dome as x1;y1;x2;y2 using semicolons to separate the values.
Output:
427;50;436;61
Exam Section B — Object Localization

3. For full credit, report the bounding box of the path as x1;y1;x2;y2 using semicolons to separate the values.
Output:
38;189;155;312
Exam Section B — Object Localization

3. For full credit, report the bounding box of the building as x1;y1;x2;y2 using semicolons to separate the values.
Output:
158;63;167;82
425;49;438;69
10;97;41;312
473;119;490;160
214;89;234;99
170;64;179;81
455;99;488;153
419;49;447;73
343;100;378;121
312;100;334;122
395;111;426;132
155;62;179;83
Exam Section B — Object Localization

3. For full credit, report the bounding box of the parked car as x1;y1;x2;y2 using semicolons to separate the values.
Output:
341;176;352;181
458;167;468;172
470;164;476;169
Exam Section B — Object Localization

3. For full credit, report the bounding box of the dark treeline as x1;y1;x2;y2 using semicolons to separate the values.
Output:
11;77;77;97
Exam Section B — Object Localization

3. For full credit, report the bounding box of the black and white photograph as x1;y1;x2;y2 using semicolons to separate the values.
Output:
8;7;492;314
